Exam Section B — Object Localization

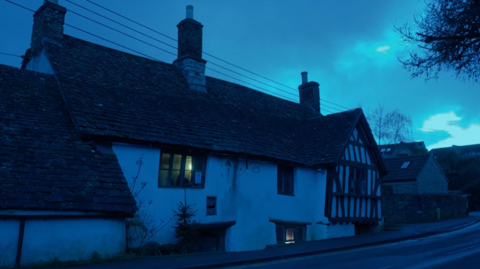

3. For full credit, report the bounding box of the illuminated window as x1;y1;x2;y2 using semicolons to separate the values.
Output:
386;148;392;152
277;165;294;195
276;225;305;244
158;152;206;188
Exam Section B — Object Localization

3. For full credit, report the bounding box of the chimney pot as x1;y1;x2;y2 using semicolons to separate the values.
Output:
301;71;308;84
298;73;320;114
186;5;194;19
174;6;206;92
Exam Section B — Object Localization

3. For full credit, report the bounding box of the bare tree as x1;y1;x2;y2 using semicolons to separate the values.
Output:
367;104;413;145
126;156;174;253
384;109;413;144
367;102;388;146
396;0;480;81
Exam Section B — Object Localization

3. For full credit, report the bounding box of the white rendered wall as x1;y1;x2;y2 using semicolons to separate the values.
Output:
0;217;125;268
0;219;20;268
112;143;237;247
112;143;354;252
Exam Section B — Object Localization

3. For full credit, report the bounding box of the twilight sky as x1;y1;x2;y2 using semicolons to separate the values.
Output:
0;0;479;150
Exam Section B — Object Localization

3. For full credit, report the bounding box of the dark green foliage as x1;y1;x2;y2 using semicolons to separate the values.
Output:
443;156;480;210
173;202;199;253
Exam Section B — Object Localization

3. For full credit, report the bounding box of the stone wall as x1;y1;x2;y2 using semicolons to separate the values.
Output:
382;185;466;227
384;181;417;194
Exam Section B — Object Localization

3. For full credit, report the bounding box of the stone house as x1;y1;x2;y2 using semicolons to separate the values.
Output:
382;154;448;194
379;142;428;159
430;144;480;173
1;0;388;264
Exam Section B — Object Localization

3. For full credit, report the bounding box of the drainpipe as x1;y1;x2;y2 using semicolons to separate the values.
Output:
15;217;26;268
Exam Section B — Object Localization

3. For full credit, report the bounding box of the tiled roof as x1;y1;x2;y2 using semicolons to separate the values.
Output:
0;64;137;215
379;141;427;157
431;144;480;156
41;35;367;166
381;154;432;182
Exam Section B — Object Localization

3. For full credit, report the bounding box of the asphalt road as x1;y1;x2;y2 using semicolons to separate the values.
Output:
221;217;480;269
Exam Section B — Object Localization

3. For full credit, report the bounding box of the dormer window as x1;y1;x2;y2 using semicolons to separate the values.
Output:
386;148;392;152
380;148;386;152
158;151;206;188
401;161;410;169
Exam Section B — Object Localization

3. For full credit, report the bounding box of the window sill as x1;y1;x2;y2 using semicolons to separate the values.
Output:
158;186;205;189
278;192;295;197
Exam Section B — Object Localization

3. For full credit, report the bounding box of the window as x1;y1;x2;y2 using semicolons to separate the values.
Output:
276;225;305;244
349;168;367;195
386;148;392;152
206;196;216;215
380;148;386;152
401;161;410;169
277;165;294;195
158;152;206;188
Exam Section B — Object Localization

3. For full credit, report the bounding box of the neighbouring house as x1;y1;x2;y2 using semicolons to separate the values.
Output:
430;144;480;173
381;154;448;194
0;66;137;268
379;142;428;159
1;0;388;258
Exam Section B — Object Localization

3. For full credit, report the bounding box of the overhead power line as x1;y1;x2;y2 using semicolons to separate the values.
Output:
84;0;350;111
5;0;342;108
0;52;21;57
4;1;296;101
67;1;302;101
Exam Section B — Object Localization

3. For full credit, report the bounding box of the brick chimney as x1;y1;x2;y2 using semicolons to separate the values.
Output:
30;0;66;56
22;0;66;72
173;5;207;92
298;72;320;114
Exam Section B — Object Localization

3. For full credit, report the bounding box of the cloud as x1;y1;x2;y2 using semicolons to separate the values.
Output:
375;45;391;54
419;111;480;150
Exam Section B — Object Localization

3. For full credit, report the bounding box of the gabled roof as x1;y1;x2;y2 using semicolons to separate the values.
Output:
381;154;432;182
39;35;371;166
0;64;137;215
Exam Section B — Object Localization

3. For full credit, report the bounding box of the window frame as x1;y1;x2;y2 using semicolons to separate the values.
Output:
275;224;305;244
277;165;294;196
349;167;367;195
158;151;206;188
206;196;217;216
401;161;411;169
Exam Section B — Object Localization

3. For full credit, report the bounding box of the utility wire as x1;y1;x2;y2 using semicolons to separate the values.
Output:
64;3;296;101
4;0;297;102
5;0;340;108
86;0;177;42
68;1;307;102
84;0;350;111
4;0;162;62
66;0;177;51
0;52;22;57
207;68;297;102
65;6;176;58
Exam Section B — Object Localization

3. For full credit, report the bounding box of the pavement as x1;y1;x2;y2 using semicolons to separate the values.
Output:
41;213;480;269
